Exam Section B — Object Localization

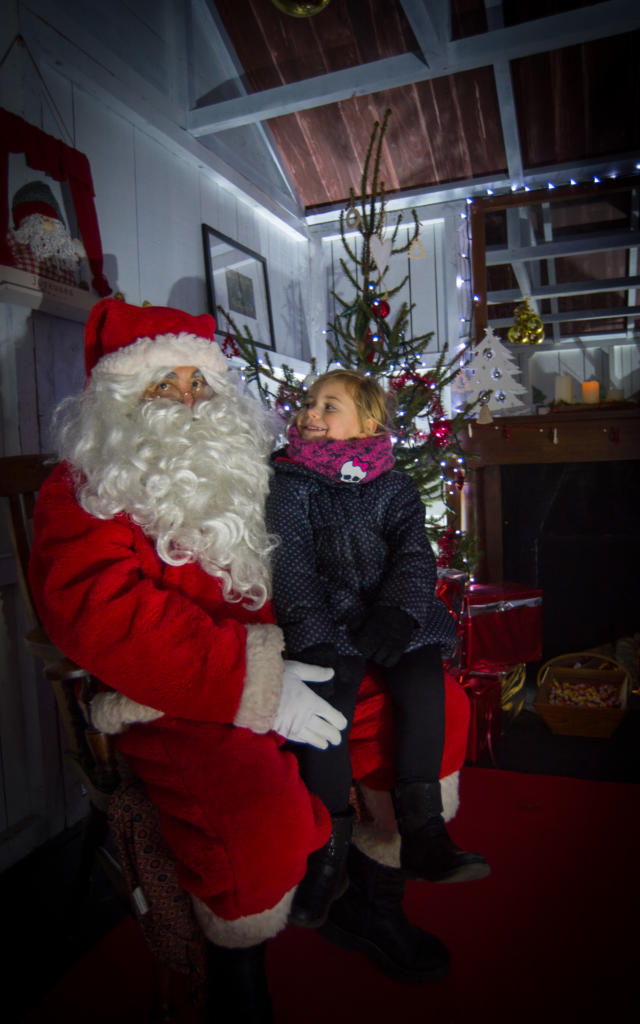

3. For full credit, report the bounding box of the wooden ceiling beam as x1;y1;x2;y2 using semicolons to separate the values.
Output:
189;0;640;135
483;0;523;184
398;0;450;68
486;231;640;265
196;0;301;203
490;305;640;327
488;276;640;303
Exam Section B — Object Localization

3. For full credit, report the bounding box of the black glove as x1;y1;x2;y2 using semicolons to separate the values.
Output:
290;643;338;697
350;607;417;668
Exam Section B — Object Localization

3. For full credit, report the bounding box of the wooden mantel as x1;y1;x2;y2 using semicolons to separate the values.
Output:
459;405;640;582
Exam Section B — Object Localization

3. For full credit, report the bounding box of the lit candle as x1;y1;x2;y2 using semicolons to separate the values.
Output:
554;375;574;403
582;381;599;404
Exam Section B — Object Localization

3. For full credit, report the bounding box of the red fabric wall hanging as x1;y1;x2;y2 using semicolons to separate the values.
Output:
0;107;111;296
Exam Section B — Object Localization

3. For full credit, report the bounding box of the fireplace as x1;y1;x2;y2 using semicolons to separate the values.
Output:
461;407;640;660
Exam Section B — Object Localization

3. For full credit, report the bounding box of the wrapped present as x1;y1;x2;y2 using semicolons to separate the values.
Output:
462;582;543;671
461;673;502;764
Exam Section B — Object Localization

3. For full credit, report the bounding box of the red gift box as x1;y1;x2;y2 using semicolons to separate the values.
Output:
462;582;543;671
461;673;502;764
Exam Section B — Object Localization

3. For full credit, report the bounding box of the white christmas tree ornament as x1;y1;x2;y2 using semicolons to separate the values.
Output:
458;327;527;414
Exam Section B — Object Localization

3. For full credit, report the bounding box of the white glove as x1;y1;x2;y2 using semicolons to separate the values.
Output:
273;660;347;750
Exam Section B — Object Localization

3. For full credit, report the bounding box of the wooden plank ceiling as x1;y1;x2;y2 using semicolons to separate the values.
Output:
201;0;640;341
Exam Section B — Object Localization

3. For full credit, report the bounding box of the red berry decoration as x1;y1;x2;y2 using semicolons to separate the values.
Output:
436;527;457;568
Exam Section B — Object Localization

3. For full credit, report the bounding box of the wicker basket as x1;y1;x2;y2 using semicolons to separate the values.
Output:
534;652;630;738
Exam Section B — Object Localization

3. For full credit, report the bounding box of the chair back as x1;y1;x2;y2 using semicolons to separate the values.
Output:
0;453;56;633
0;453;119;808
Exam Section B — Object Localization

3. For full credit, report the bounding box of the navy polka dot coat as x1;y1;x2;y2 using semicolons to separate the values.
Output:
265;452;457;659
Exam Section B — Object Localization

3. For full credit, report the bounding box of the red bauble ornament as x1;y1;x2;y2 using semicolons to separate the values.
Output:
430;418;451;448
378;299;390;318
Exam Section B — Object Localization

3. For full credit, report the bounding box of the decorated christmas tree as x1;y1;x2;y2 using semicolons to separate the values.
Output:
217;111;482;571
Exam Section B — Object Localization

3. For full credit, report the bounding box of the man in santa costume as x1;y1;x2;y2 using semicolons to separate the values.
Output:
29;298;469;1021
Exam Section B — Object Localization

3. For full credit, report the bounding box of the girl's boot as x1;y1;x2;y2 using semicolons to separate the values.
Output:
391;781;489;883
206;941;273;1023
320;843;450;983
288;807;354;928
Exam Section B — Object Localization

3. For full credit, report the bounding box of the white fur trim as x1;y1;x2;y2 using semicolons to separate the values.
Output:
233;624;284;733
88;690;163;734
95;332;228;381
440;769;460;822
352;821;402;868
351;771;461;868
191;887;294;948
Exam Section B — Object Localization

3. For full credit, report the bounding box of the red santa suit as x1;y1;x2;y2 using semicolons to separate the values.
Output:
29;298;469;948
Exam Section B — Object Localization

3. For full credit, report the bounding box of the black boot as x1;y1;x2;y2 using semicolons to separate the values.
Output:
320;844;450;983
206;941;273;1023
289;808;354;929
392;781;489;883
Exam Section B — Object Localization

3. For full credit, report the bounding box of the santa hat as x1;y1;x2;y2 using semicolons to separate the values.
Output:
12;181;65;228
85;297;227;382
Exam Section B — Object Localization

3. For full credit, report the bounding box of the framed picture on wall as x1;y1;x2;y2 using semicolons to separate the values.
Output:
202;224;276;351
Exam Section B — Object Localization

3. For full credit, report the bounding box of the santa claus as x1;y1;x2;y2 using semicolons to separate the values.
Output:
29;298;468;1020
8;180;86;285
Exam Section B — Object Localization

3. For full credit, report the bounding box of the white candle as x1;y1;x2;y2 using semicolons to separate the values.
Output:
606;388;624;402
554;375;574;403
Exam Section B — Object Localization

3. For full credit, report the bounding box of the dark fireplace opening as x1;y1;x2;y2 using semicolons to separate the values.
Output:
501;461;640;660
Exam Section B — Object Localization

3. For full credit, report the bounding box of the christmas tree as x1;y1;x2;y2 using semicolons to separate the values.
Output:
217;111;481;572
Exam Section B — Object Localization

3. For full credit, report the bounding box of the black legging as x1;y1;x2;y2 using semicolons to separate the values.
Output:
296;644;446;814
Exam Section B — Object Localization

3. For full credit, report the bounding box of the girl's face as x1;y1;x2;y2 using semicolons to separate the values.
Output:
296;379;374;441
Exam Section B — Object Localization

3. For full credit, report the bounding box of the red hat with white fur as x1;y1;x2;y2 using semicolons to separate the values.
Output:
84;297;227;381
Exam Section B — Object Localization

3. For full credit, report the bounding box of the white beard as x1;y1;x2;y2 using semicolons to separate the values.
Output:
14;213;82;264
53;370;278;609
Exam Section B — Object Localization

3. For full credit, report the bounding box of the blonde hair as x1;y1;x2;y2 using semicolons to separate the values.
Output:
306;368;391;435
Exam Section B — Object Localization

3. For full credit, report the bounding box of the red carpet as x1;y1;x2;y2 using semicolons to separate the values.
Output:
21;767;640;1023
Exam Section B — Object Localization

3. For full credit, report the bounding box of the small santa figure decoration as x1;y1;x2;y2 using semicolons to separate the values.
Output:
6;180;86;286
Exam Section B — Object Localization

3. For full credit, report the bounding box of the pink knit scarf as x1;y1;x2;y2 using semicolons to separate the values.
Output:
284;423;395;483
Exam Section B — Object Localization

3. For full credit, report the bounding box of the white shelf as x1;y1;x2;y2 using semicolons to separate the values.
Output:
0;264;98;323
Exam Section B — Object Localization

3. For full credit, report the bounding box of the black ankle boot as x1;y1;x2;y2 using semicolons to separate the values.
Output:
289;808;354;929
206;941;273;1023
392;781;489;883
320;844;450;983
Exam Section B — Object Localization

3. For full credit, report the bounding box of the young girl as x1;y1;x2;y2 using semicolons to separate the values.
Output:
266;369;488;929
